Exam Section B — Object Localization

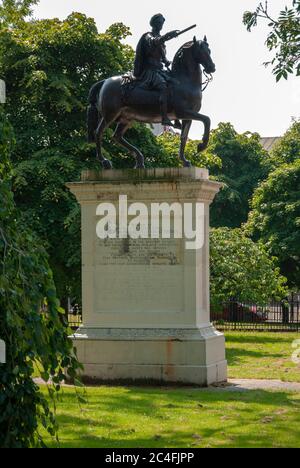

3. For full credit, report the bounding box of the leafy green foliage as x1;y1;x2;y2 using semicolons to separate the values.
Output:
246;159;300;288
0;100;14;173
0;12;137;303
0;12;134;162
0;0;38;26
243;1;300;80
156;132;222;169
266;119;300;169
204;123;267;228
13;148;93;301
0;108;81;448
210;228;287;305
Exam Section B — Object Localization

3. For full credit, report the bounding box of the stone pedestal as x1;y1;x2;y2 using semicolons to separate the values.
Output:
68;168;227;386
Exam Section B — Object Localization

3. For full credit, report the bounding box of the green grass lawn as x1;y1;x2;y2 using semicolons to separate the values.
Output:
225;331;300;382
40;331;300;448
42;387;300;448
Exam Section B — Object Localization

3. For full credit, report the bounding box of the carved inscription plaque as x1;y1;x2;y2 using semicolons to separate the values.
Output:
96;237;183;266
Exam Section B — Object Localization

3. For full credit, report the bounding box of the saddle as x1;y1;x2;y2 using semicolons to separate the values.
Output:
121;71;178;105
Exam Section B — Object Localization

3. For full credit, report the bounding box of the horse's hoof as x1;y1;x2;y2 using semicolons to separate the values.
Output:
102;159;113;170
197;142;207;152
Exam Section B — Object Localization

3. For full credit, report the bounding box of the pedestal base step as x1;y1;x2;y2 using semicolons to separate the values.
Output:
71;326;228;387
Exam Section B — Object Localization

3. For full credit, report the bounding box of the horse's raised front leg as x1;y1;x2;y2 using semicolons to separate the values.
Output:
113;122;145;169
179;120;192;167
181;111;211;152
95;117;113;169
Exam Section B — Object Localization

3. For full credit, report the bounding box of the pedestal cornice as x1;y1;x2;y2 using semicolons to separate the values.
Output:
67;168;223;205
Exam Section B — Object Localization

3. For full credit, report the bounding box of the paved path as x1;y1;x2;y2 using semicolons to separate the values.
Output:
211;379;300;392
34;378;300;392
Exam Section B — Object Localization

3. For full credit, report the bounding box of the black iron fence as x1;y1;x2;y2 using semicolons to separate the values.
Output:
67;294;300;332
211;294;300;332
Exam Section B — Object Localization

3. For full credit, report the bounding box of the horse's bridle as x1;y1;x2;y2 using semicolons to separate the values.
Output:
197;40;214;92
202;70;213;92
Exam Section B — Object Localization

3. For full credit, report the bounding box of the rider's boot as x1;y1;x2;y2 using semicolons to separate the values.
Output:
160;88;174;127
173;120;182;130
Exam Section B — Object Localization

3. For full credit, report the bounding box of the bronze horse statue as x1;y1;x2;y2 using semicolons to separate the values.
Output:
87;36;216;169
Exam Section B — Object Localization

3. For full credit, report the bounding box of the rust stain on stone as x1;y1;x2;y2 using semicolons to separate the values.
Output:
165;339;175;377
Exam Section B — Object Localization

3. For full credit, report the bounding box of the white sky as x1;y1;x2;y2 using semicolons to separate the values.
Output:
33;0;299;139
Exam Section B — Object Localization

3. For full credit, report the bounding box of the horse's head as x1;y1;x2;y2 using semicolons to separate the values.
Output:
192;36;216;74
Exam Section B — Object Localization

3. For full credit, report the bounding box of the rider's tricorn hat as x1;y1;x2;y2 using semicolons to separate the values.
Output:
150;14;165;27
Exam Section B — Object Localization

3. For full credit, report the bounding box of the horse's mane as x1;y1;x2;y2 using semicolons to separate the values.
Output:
172;41;194;73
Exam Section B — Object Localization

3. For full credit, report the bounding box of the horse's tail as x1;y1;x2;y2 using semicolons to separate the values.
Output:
87;80;105;143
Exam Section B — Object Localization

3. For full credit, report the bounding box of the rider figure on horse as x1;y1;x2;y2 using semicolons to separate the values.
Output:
134;14;181;129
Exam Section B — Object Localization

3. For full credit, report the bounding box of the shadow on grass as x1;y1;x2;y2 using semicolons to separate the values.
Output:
45;387;300;448
225;347;284;366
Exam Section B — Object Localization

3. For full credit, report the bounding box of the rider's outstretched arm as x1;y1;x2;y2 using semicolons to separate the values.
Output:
160;30;180;43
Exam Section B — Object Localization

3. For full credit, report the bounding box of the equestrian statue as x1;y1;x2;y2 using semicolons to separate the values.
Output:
87;14;216;169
